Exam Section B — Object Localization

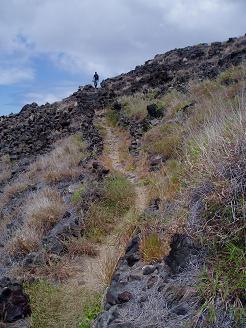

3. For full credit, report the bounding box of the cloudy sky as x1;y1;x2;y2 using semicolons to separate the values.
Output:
0;0;245;115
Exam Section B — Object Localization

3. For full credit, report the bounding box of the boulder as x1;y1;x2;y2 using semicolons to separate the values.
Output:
0;278;31;323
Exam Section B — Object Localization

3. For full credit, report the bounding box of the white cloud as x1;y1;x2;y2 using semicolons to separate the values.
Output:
23;83;77;105
0;0;245;79
0;67;34;85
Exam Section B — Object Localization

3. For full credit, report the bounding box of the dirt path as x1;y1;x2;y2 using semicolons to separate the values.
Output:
104;123;147;212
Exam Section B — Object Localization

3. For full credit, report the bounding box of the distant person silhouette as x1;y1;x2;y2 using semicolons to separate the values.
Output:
93;72;99;88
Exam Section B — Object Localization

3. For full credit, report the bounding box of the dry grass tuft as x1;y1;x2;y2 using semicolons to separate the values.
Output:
66;238;98;257
96;247;120;287
29;134;86;183
23;187;66;233
6;187;66;257
140;231;167;263
6;229;41;257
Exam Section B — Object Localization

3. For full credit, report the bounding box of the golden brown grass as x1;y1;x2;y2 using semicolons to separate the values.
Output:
6;187;66;257
0;134;85;210
6;229;41;257
23;187;66;233
66;237;98;257
140;231;168;263
117;129;136;171
96;246;120;287
29;134;86;183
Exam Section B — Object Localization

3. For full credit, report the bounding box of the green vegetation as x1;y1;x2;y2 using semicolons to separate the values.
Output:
86;174;136;241
142;123;183;159
198;242;245;324
106;109;120;127
79;294;102;328
25;280;102;328
71;184;85;204
119;93;150;119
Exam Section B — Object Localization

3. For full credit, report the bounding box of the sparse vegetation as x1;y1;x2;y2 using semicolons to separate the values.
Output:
66;237;98;257
106;108;120;127
0;154;11;184
71;184;85;204
1;62;246;327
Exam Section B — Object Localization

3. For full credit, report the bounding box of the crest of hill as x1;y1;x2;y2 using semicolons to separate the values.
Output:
0;34;245;165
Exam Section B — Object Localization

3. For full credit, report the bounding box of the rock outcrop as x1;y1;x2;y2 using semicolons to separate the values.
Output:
102;35;246;95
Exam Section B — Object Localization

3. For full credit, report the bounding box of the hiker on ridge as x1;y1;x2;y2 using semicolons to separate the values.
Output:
93;72;99;88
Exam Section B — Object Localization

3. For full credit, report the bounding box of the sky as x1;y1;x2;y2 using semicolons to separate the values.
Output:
0;0;245;115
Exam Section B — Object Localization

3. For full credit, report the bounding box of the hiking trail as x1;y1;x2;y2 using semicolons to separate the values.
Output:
80;114;148;291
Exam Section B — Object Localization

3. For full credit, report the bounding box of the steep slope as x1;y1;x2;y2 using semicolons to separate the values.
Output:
0;34;245;327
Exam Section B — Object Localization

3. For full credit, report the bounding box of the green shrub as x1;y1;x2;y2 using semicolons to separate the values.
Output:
119;93;149;119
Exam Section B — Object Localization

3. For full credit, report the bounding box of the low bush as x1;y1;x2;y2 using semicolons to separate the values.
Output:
71;184;85;204
106;109;120;127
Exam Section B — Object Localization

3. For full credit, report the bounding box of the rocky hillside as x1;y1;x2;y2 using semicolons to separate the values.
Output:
0;35;245;327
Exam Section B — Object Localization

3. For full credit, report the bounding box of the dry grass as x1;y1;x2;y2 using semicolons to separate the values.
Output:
23;187;66;233
0;134;85;210
0;177;32;208
96;247;120;287
6;229;41;257
145;159;182;202
117;129;136;171
66;237;98;257
158;89;192;119
6;187;66;257
29;134;86;183
119;93;150;120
